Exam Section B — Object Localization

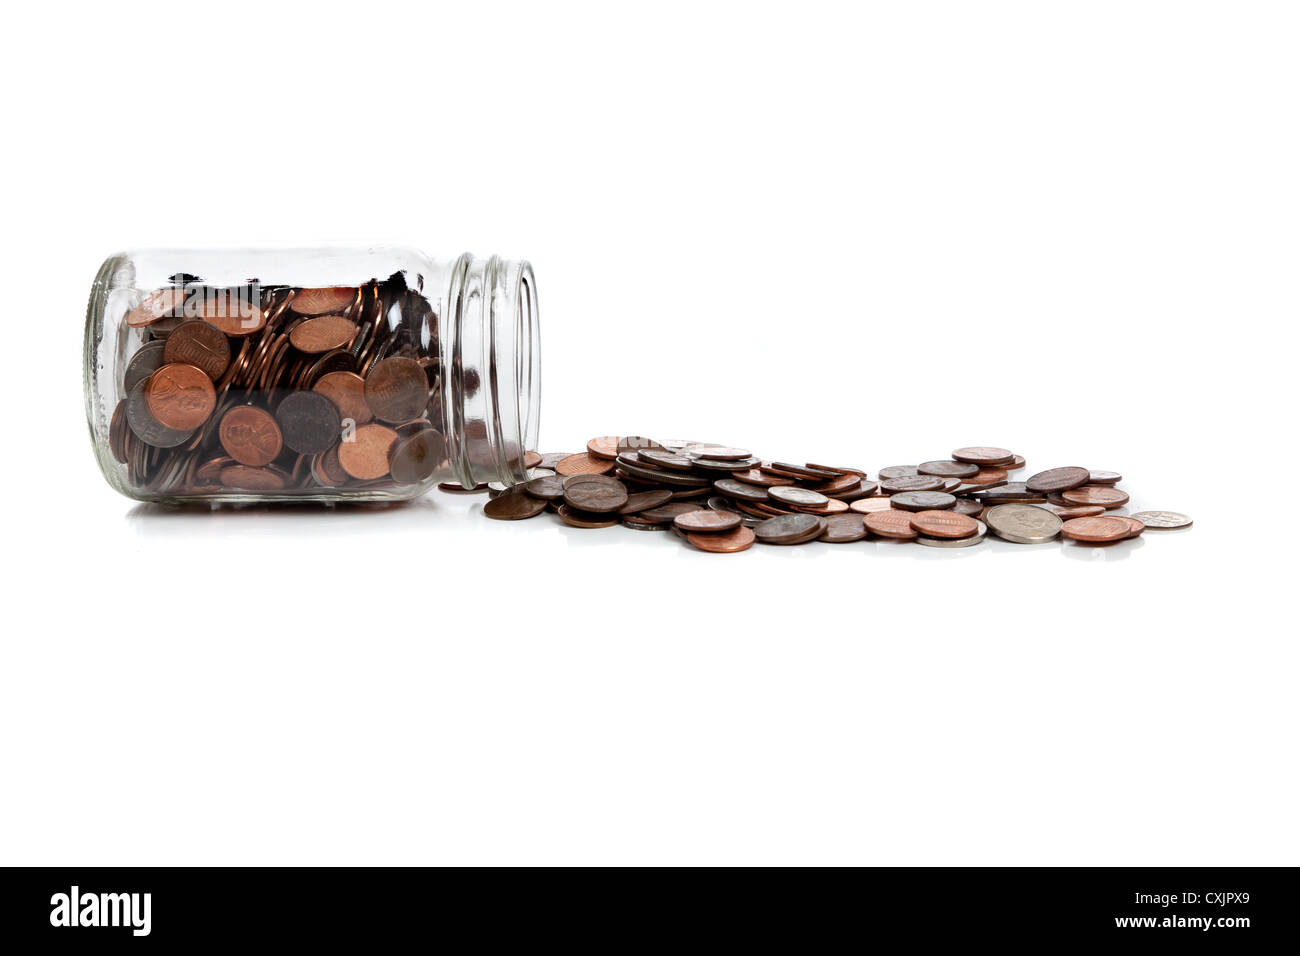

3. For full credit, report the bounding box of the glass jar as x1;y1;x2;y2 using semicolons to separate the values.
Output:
84;246;540;502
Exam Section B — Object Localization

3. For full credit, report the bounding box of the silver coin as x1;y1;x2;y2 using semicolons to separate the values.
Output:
1131;510;1193;529
526;467;556;479
768;486;829;508
985;503;1063;544
915;520;987;548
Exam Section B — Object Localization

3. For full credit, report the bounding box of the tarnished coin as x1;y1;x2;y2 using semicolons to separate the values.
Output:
918;460;979;479
125;377;193;448
557;504;620;528
890;491;956;512
689;446;752;460
620;489;673;514
674;510;742;533
765;462;841;481
826;479;880;501
713;478;772;502
1059;515;1134;543
863;509;919;539
1088;471;1122;485
275;390;341;455
556;452;616;476
686;526;755;553
123;340;168;393
365;357;429;423
880;475;944;494
878;465;918;480
985;504;1063;544
536;452;573;470
163;320;230;380
915;520;987;548
768;486;829;508
1131;510;1193;530
484;486;549;520
790;497;849;516
952;498;984;517
290;286;357;316
337;424;398;480
729;468;794;487
586;435;621;459
126;287;188;327
951;446;1015;465
313;371;373;425
909;510;979;539
639;449;695;470
144;363;216;430
1024;466;1091;493
439;481;488;493
1060;485;1130;509
849;496;894;514
524;475;566;500
389;428;445;484
219;465;286;491
563;478;629;513
219;405;283;466
290;315;359;354
639;501;709;523
753;513;825;545
819;513;869;543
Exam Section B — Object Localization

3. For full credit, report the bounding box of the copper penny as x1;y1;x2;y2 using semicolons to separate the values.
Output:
196;289;266;336
219;405;283;466
1088;471;1122;485
313;371;373;425
144;363;216;430
523;451;543;469
1107;515;1146;539
524;475;566;500
819;513;868;543
674;509;742;533
881;475;944;494
163;320;230;380
918;460;979;479
290;315;359;354
850;497;894;514
686;526;755;553
952;498;984;517
1048;504;1106;520
555;452;615;476
1059;515;1134;543
365;357;429;423
890;491;956;512
763;462;840;481
729;468;793;487
966;466;1008;484
791;498;850;515
638;501;709;523
389;428;446;485
337;424;398;480
1024;466;1091;493
586;435;621;459
290;287;357;316
909;510;979;539
484;486;549;520
126;287;187;327
1005;455;1026;471
951;446;1015;465
806;463;866;477
219;464;286;491
313;446;350;487
1060;485;1129;509
556;504;620;528
563;479;629;513
620;489;673;514
753;513;825;545
864;509;919;539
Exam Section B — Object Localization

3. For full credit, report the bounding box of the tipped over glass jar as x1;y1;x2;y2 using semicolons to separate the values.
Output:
84;247;540;503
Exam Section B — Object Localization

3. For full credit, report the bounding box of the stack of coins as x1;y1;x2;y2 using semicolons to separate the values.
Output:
108;276;449;496
477;438;1192;553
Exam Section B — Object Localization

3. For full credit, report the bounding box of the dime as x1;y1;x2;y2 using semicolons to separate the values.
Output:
1024;466;1091;493
564;479;629;513
275;390;341;455
878;465;918;480
674;510;742;533
909;510;979;539
389;428;445;484
290;286;357;316
337;424;398;480
144;363;216;430
555;452;616;476
915;520;987;548
918;460;979;479
620;489;673;514
556;504;619;528
219;405;283;466
123;340;168;393
484;487;549;520
1088;471;1122;485
890;491;956;512
850;497;895;514
586;435;621;459
1060;485;1129;509
126;287;187;327
686;526;755;553
689;446;751;460
1131;510;1193;530
985;504;1063;544
313;371;373;425
1059;515;1134;543
951;446;1015;465
880;475;944;494
768;486;829;508
365;357;429;423
163;320;230;380
536;452;573;470
753;513;825;545
863;509;919;539
290;315;359;354
219;465;286;491
819;513;869;543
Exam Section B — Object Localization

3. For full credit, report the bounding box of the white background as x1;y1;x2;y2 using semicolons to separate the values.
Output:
0;1;1296;865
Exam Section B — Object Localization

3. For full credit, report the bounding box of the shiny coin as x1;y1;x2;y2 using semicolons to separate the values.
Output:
484;487;549;520
313;371;373;425
1059;515;1134;543
977;482;1046;502
951;446;1015;465
849;497;894;514
878;465;918;480
163;320;230;380
819;513;869;543
555;452;616;476
144;363;216;430
620;489;673;514
389;429;445;484
219;405;283;466
337;424;398;480
586;435;621;459
1131;510;1193;530
123;340;168;393
768;486;829;508
890;491;956;512
563;479;629;513
1107;515;1146;539
909;510;979;539
126;287;188;327
1047;504;1106;520
1025;466;1091;493
690;455;762;472
523;451;543;469
918;460;979;479
863;509;919;539
275;390;341;455
674;510;742;533
1060;485;1129;509
290;287;356;316
915;520;987;548
880;475;944;494
686;526;755;553
1005;455;1026;471
290;315;359;354
753;513;825;545
1088;471;1122;485
985;503;1063;544
365;357;429;423
556;504;620;528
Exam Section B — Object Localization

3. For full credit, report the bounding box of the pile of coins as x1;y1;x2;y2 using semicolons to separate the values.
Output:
476;438;1192;553
107;276;448;495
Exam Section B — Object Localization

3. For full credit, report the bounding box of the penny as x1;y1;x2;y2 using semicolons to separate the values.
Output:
126;287;187;327
389;428;445;484
337;423;398;480
365;357;429;423
878;466;917;480
618;436;666;455
439;481;488;493
123;340;168;392
484;486;549;520
586;435;621;459
1107;515;1146;539
313;446;350;487
564;479;629;513
639;501;708;523
639;449;695;471
768;486;829;508
909;510;979;539
806;464;866;477
674;510;742;533
880;475;944;494
623;514;671;531
1059;515;1134;543
524;475;566;500
826;479;880;501
219;465;286;491
985;504;1063;544
690;446;752;461
620;489;673;514
954;478;1008;496
556;504;620;528
863;509;919;539
692;456;763;472
850;497;894;514
753;513;825;545
803;472;863;495
125;377;193;448
915;520;987;548
1060;485;1129;509
729;468;793;487
196;289;265;336
952;498;984;517
918;460;979;479
977;482;1046;503
1005;455;1026;471
966;467;1008;484
313;371;373;425
686;526;755;553
890;491;956;512
275;390;341;455
163;320;230;380
819;513;869;543
617;459;710;486
219;405;283;466
1024;466;1091;493
523;451;542;469
712;478;771;502
951;446;1015;465
1047;505;1106;520
290;315;359;354
1088;471;1122;485
290;286;356;316
144;363;216;430
556;452;616;476
1131;511;1193;530
765;462;841;481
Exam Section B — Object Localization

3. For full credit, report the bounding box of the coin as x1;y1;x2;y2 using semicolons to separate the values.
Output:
290;315;359;354
890;491;956;512
163;320;230;380
977;482;1046;503
389;428;445;484
729;468;793;487
126;287;187;327
620;489;673;514
819;513;868;543
966;467;1008;484
909;510;979;538
638;449;695;471
1131;510;1193;529
850;497;895;514
878;465;918;480
1024;466;1091;493
1059;515;1134;543
484;486;549;520
618;436;666;455
753;513;825;545
712;478;772;502
125;377;193;448
197;289;265;336
952;498;984;517
686;526;756;553
523;475;566;500
1047;505;1106;520
556;504;620;528
219;405;283;466
536;452;573;470
765;462;841;480
825;479;880;501
313;371;373;425
586;435;621;459
337;424;398;480
768;486;829;508
951;446;1015;465
365;357;429;423
1107;515;1146;539
290;287;357;316
639;501;708;523
690;446;752;460
219;465;286;490
791;498;849;515
675;510;742;533
880;475;944;494
918;460;979;479
123;340;168;393
1088;471;1122;485
915;520;987;548
275;390;341;455
556;452;616;476
1005;455;1026;471
1060;485;1129;509
144;363;216;430
863;509;919;539
564;479;629;513
985;503;1063;544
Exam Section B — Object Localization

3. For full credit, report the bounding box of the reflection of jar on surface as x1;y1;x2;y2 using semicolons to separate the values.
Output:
84;247;540;502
